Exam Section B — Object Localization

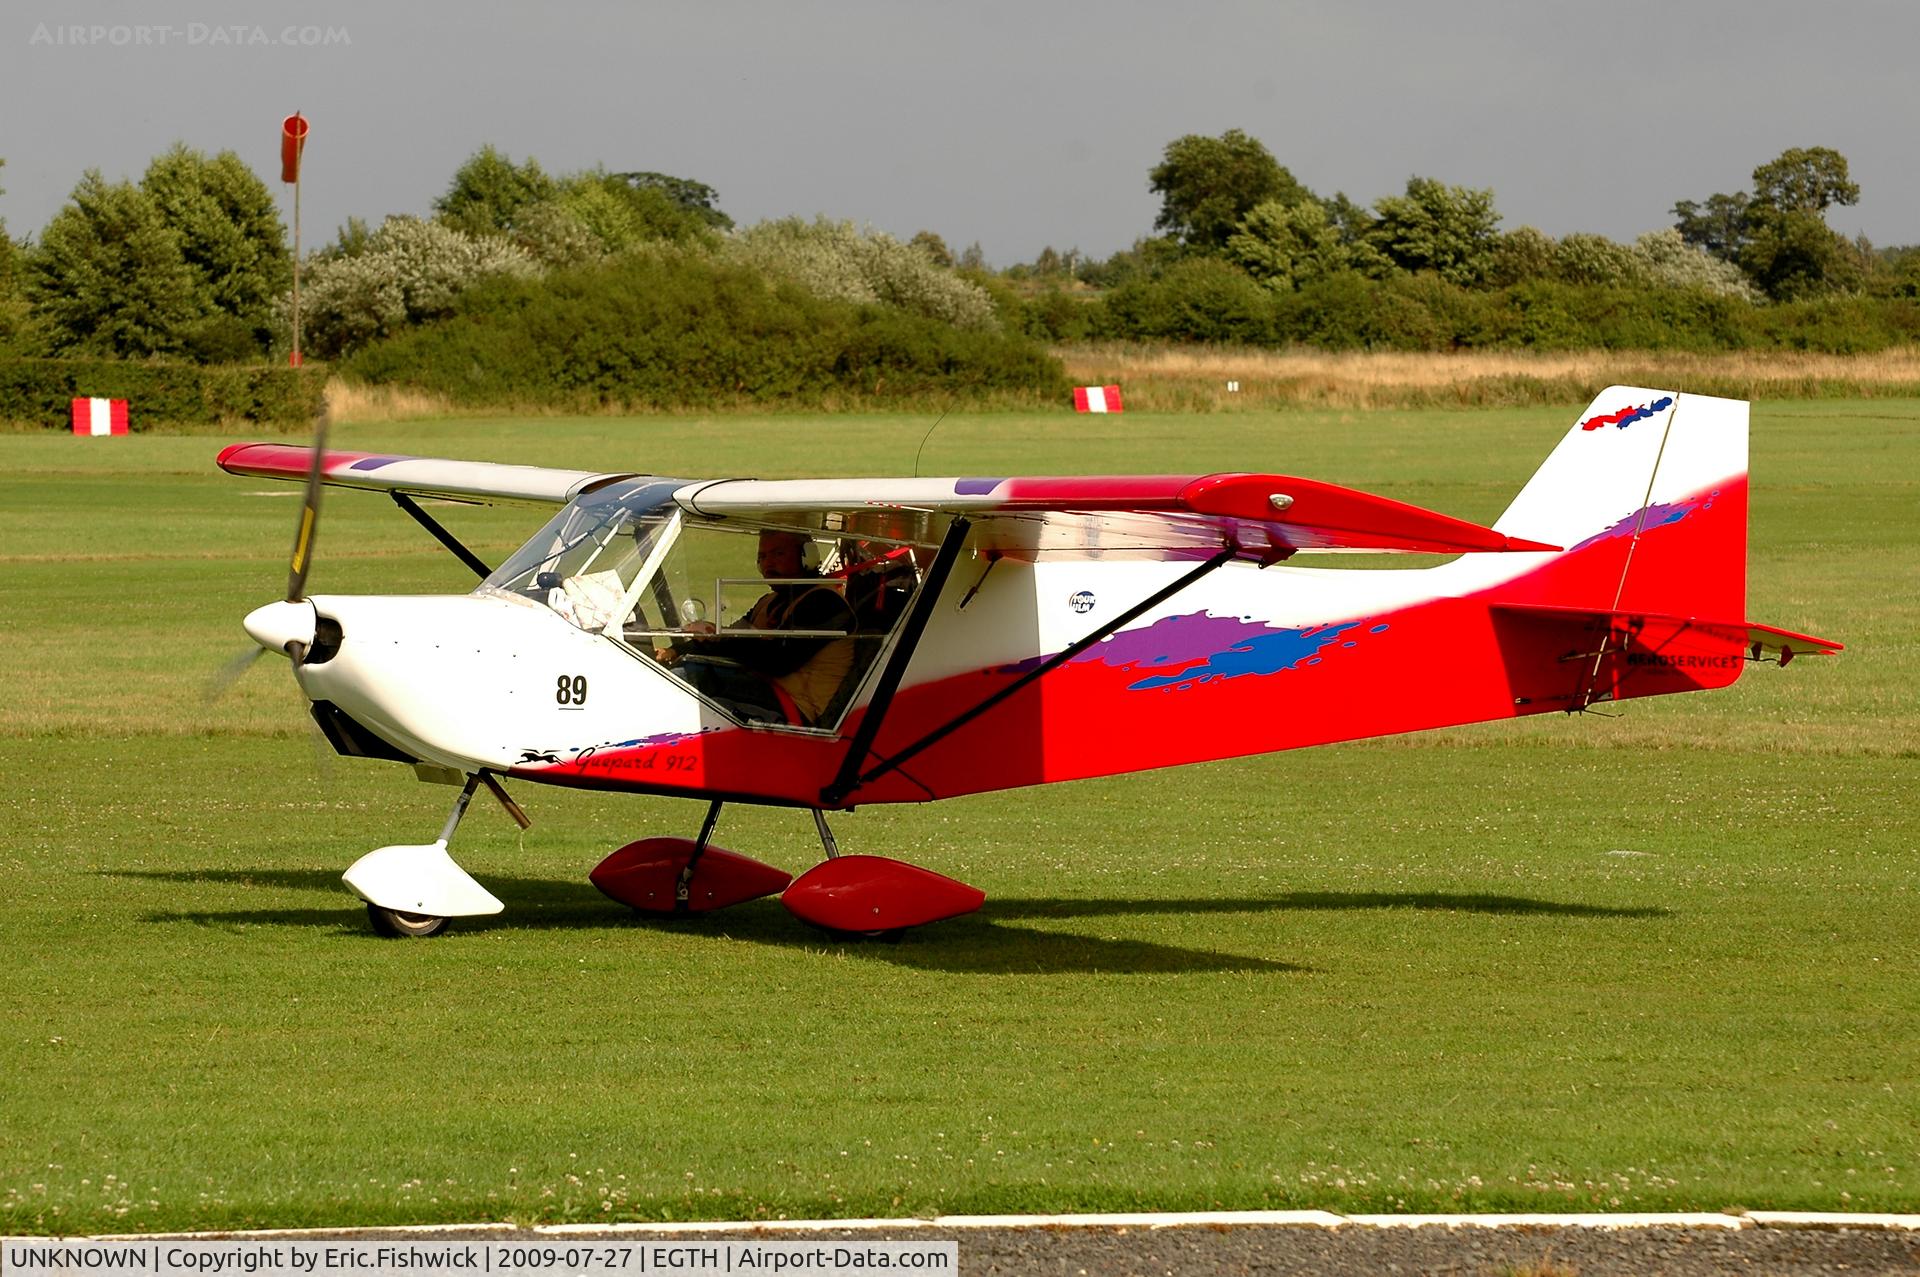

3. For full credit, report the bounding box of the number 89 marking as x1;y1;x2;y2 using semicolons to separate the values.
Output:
556;674;588;706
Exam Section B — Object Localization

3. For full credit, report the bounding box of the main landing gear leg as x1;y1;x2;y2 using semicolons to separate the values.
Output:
812;809;840;859
674;800;725;913
589;801;792;914
342;772;506;938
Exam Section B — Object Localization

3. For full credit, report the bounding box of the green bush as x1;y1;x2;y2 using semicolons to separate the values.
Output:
1632;229;1758;300
1756;295;1920;353
1098;258;1275;344
298;216;537;358
721;218;997;331
1095;261;1920;354
1023;288;1099;343
343;251;1064;409
0;358;324;428
1271;271;1437;349
1488;227;1557;287
966;270;1030;333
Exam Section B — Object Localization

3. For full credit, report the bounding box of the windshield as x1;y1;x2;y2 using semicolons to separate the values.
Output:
479;478;686;627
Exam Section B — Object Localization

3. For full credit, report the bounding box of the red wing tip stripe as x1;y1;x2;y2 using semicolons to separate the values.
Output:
218;442;397;477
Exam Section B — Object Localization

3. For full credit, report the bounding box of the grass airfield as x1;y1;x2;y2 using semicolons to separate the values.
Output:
1;399;1914;1232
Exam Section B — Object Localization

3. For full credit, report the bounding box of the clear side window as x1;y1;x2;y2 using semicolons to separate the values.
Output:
619;518;940;730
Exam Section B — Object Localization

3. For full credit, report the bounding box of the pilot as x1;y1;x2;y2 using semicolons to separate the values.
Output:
659;530;857;725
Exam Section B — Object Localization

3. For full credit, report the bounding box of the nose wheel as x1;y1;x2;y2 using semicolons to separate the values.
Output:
345;772;520;937
366;904;448;938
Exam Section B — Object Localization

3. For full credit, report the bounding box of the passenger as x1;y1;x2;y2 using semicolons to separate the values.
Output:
658;530;857;724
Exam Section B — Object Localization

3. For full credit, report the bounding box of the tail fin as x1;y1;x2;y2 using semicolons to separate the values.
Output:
1477;386;1749;620
1435;389;1830;716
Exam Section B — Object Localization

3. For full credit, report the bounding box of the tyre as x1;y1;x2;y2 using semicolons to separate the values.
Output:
367;903;449;938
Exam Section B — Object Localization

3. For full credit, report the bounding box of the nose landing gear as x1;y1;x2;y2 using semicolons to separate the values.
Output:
344;772;519;938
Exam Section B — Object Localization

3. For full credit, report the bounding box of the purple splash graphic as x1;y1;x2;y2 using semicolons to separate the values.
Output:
991;610;1392;689
1084;611;1271;671
1128;620;1373;691
347;455;406;471
989;611;1268;678
953;478;1006;495
1569;490;1718;552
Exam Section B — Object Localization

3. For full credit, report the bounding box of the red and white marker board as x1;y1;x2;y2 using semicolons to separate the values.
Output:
1072;385;1123;414
70;398;129;436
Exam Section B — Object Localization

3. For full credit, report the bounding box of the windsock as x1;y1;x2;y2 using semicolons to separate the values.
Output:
281;114;309;183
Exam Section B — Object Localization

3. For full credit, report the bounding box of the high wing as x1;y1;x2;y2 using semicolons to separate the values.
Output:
676;474;1561;557
217;443;637;505
219;447;1555;557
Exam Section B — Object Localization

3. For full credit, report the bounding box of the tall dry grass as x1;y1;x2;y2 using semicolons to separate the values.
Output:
1057;342;1920;411
327;346;1920;421
324;378;459;424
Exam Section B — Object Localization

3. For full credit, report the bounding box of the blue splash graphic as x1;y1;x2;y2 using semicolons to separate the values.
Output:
1580;395;1673;432
1127;620;1384;691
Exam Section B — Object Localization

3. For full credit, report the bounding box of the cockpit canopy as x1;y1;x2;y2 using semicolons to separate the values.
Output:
479;478;945;729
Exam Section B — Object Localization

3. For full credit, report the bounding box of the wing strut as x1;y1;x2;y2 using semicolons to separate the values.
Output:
391;492;493;580
828;543;1238;804
820;517;973;806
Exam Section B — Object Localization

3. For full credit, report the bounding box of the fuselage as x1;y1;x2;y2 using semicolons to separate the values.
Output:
263;476;1745;810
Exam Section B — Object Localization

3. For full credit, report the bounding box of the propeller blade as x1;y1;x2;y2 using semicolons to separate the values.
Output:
204;645;266;702
286;400;331;603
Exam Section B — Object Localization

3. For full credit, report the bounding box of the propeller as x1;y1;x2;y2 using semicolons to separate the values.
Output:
206;398;332;699
285;399;330;623
204;643;267;700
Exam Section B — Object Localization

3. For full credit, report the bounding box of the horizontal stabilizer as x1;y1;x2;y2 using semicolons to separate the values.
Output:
1737;619;1844;664
1493;602;1842;668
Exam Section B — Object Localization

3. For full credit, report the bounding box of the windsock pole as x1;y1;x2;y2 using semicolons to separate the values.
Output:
281;113;309;367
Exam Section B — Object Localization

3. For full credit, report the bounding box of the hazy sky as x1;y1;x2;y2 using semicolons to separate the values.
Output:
2;0;1914;265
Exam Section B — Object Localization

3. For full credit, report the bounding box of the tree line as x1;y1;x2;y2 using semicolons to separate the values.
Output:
1000;130;1915;302
0;145;1012;369
1;131;1916;383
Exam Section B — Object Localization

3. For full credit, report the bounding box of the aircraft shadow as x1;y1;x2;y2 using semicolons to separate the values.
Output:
992;892;1667;921
111;867;348;892
135;899;1302;976
116;869;1659;976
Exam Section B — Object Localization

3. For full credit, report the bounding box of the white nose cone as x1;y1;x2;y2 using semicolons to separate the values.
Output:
244;599;317;657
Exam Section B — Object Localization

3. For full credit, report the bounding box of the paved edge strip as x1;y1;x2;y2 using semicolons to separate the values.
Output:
79;1211;1920;1240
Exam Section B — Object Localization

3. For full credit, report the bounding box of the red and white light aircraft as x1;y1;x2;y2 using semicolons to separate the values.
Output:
221;387;1838;938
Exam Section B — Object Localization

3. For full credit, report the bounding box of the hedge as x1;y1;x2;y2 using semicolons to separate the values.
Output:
344;252;1067;409
0;358;325;429
1084;268;1920;354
